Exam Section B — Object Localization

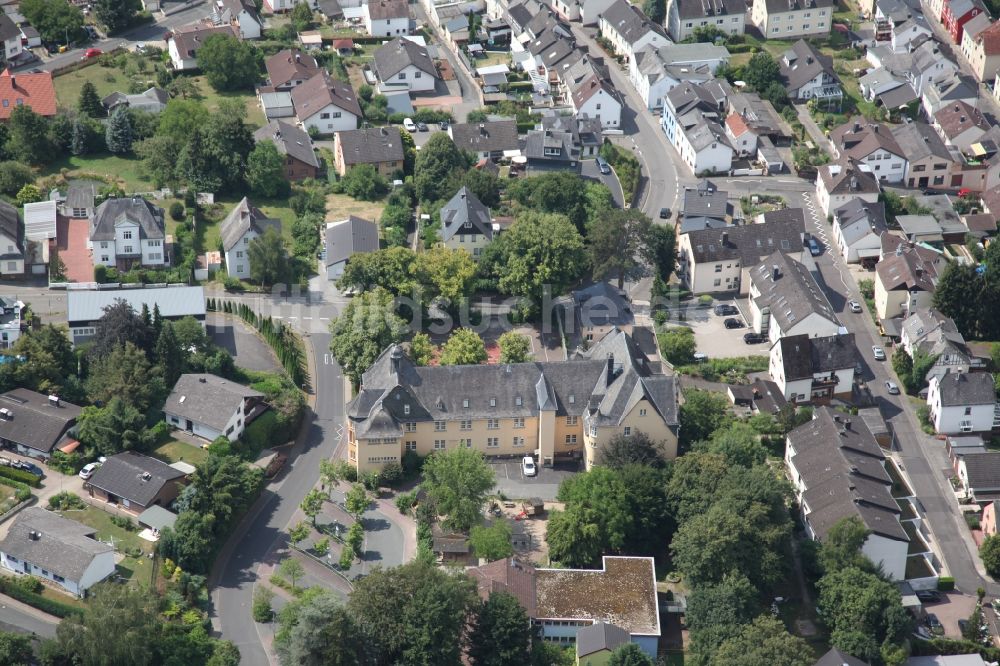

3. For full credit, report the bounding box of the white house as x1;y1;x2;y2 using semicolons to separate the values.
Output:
0;14;24;66
220;198;281;280
748;252;842;343
66;286;206;346
291;72;362;135
779;40;843;103
832;198;888;263
628;43;730;110
325;216;379;280
830;119;907;184
0;201;23;278
372;37;438;93
440;187;494;258
892;17;933;52
562;58;622;129
364;0;410;36
661;81;733;175
167;23;238;71
927;372;1000;434
597;0;668;62
751;0;836;38
89;196;167;270
785;408;909;580
0;508;116;597
815;161;881;218
163;373;268;442
213;0;264;39
551;0;617;24
0;297;23;349
770;333;856;402
666;0;747;42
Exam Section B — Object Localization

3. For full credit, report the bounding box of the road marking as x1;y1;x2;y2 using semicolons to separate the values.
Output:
303;317;313;320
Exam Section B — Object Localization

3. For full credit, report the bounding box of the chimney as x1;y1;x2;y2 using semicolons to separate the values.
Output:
199;376;207;383
29;531;39;541
48;395;59;407
391;345;404;374
721;231;729;245
850;176;859;190
844;419;851;430
772;265;780;280
853;121;861;133
479;123;487;135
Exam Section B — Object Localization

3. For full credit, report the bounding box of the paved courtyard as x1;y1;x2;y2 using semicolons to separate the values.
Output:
55;218;93;283
670;297;769;359
490;460;580;501
206;312;280;373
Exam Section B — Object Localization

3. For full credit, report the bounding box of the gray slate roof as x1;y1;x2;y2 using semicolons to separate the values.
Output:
814;648;871;666
265;49;320;89
90;196;165;242
778;333;857;381
0;13;19;43
367;0;408;20
598;0;665;43
684;211;804;265
373;37;437;80
934;372;996;407
750;251;839;333
681;181;730;220
325;216;379;267
760;0;834;12
163;373;265;432
788;407;908;542
833;198;888;238
0;389;81;454
576;621;630;657
449;120;520;155
671;0;741;19
291;71;362;120
961;452;1000;490
780;40;839;93
0;508;111;582
337;126;405;167
440;187;492;242
87;452;186;508
67;287;206;324
219;197;281;252
0;201;22;259
254;120;319;169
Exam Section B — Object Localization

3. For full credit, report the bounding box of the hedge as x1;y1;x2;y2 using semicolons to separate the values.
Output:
0;466;40;488
937;576;955;591
0;577;83;618
0;477;31;503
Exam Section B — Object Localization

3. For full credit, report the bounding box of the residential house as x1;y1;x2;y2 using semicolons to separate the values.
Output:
831;199;888;264
0;296;22;349
786;407;909;580
0;508;115;597
941;0;987;44
258;89;294;119
908;40;959;95
291;72;361;135
900;308;981;383
677;180;732;234
726;113;758;158
922;71;979;117
253;120;320;181
0;14;22;66
576;622;632;664
333;126;405;177
0;201;22;277
101;87;169;114
565;282;634;343
211;0;263;39
449;120;520;160
982;497;1000;535
628;42;730;110
961;18;1000;80
816;161;881;217
727;378;789;414
779;40;843;103
874;241;939;320
957;451;1000;502
724;83;789;142
963;212;997;240
372;37;438;93
748;252;842;343
89;196;167;270
440;187;493;258
816;649;873;666
164;373;268;442
891;120;955;189
751;0;836;39
66;286;206;346
523;115;602;171
858;67;918;111
364;0;410;36
0;69;56;120
676;209;806;294
325;216;379;280
661;81;733;175
166;24;238;71
830;119;907;183
318;0;344;20
927;372;999;434
933;101;991;151
86;452;188;512
469;556;660;657
0;389;81;459
346;328;679;472
264;49;320;91
551;0;616;24
666;0;747;42
220;197;280;280
597;0;668;63
770;333;857;402
49;181;96;219
561;57;622;129
892;17;933;52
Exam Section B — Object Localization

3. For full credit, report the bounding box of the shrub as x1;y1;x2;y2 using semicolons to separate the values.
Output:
169;202;185;221
252;587;274;622
223;276;245;292
0;577;82;618
109;515;138;532
937;576;955;591
0;466;41;487
48;491;86;511
394;491;417;515
379;461;403;486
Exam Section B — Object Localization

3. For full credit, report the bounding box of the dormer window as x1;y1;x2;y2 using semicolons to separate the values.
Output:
463;399;470;408
490;397;496;407
464;221;473;228
515;396;522;406
568;395;575;404
403;404;410;415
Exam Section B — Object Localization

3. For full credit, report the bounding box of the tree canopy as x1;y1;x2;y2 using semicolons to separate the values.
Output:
467;592;532;666
588;209;653;288
439;328;488;366
816;567;911;664
421;447;495;532
248;227;289;288
414;134;470;204
94;0;140;32
197;34;261;91
498;331;531;364
328;288;408;385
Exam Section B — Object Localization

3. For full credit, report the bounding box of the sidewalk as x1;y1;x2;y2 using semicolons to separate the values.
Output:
795;104;832;154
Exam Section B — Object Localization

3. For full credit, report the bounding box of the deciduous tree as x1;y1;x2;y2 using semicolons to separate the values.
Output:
421;447;495;532
467;592;532;666
608;644;655;666
710;615;812;666
469;521;513;561
599;431;667;469
981;534;1000;577
54;584;159;666
246;140;289;197
328;288;408;384
341;164;389;201
279;557;305;589
86;342;165;411
20;0;84;44
301;489;326;526
248;227;289;288
197;33;261;92
588;209;652;288
498;331;531;364
344;483;370;520
413;134;469;204
816;567;911;663
409;332;435;366
439;328;487;366
933;262;982;338
6;105;52;165
415;246;477;304
678;389;732;448
94;0;141;33
547;467;632;567
274;590;368;666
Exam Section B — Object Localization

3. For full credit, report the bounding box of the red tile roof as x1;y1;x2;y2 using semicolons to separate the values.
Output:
977;20;1000;55
726;112;751;137
0;69;56;119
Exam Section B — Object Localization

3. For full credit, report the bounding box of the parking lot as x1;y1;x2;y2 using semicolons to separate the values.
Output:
490;460;580;501
673;298;769;359
922;591;977;639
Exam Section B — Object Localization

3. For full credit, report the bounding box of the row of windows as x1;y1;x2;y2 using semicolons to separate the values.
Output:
429;437;527;450
367;456;398;463
420;416;573;432
771;21;826;31
407;394;581;413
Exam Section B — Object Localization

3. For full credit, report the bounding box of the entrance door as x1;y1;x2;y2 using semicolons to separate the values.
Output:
22;561;29;573
186;420;193;431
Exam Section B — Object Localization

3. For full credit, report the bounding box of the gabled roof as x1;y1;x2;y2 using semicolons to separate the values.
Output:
66;286;206;324
780;40;838;93
325;216;379;267
834;198;889;239
337;126;405;166
90;196;165;242
440;187;492;241
87;452;186;507
933;372;996;407
0;13;18;43
831;118;904;161
876;242;938;292
168;23;238;60
373;37;437;80
761;0;835;11
0;389;81;454
960;452;1000;490
0;508;111;583
254;120;319;169
778;333;857;381
449;120;519;154
818;160;880;196
468;558;538;615
265;49;320;88
102;87;169;111
0;200;22;258
671;0;742;19
291;71;362;120
934;101;991;140
814;648;871;666
164;373;264;432
0;69;56;119
972;20;1000;55
219;197;281;252
681;180;730;219
598;0;666;43
576;622;630;658
751;252;839;333
684;211;804;265
890;120;953;163
366;0;408;20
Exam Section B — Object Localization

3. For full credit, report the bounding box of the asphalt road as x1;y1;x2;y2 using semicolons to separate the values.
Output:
581;158;625;207
412;3;483;123
0;604;57;639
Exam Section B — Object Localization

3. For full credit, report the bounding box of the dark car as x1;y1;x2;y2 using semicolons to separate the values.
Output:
439;121;449;131
724;317;745;329
714;304;738;316
916;590;941;603
596;156;611;175
416;121;428;132
659;207;671;219
744;332;765;344
807;238;822;256
14;461;43;477
927;613;944;635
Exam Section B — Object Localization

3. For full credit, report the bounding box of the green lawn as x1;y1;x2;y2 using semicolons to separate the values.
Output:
40;153;153;192
151;439;209;467
196;195;298;255
57;505;155;587
325;192;386;224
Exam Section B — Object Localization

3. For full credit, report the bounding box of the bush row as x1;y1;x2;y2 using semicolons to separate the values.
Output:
0;465;40;488
0;576;83;618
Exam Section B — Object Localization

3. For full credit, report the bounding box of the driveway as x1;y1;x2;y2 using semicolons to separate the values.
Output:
671;300;767;359
207;312;280;373
922;592;977;639
490;460;580;501
56;218;93;283
581;158;624;208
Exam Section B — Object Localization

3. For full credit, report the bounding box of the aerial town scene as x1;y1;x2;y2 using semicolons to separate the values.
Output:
0;0;996;663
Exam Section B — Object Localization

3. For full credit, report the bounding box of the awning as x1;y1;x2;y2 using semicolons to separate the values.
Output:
137;505;177;531
503;149;522;158
58;439;80;454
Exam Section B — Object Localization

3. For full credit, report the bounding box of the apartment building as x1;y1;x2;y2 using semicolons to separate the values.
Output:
666;0;747;41
751;0;835;38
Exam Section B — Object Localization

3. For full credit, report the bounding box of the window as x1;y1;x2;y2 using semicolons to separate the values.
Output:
596;104;601;110
236;265;244;273
487;437;499;448
405;422;416;432
772;26;780;31
487;419;499;430
463;399;470;408
960;420;973;432
403;404;410;415
713;278;721;287
244;238;249;245
434;439;446;450
568;395;575;404
490;397;496;407
460;419;472;431
565;434;577;444
965;407;973;415
566;416;577;426
461;438;472;448
405;441;417;451
802;23;809;28
101;256;109;263
513;417;525;429
515;396;522;406
123;231;133;240
149;240;161;247
123;246;134;254
624;426;631;436
913;164;926;172
414;71;421;78
513;436;524;447
100;242;108;249
714;264;722;272
640;408;647;416
236;250;243;258
435;421;447;431
398;72;406;80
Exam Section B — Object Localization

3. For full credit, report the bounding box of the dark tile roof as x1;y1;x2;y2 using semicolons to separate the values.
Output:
778;333;857;381
373;37;437;80
0;508;111;583
750;252;839;334
684;212;805;265
934;372;996;406
0;13;19;43
449;120;520;154
291;71;362;120
818;160;880;196
219;197;281;252
598;0;666;43
876;242;938;292
468;558;538;615
265;49;320;89
87;451;186;508
164;373;265;432
325;216;379;266
780;40;839;93
169;23;238;60
833;198;888;237
681;180;730;219
671;0;742;19
831;118;904;161
961;452;1000;489
337;126;405;166
440;186;492;242
890;120;953;163
0;389;81;453
576;622;630;658
90;197;164;242
761;0;835;13
0;200;22;258
254;120;319;169
318;0;343;18
814;648;871;666
788;407;908;541
366;0;408;19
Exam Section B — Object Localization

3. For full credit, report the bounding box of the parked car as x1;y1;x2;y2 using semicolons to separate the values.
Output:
714;304;738;316
439;121;449;131
872;345;886;360
596;156;611;175
659;207;671;219
848;300;862;313
416;121;428;132
855;362;863;376
807;238;822;256
402;118;416;131
693;352;708;362
927;613;944;635
744;332;765;344
79;462;101;480
83;48;102;59
724;317;745;329
885;380;900;395
521;455;536;477
14;461;43;477
916;590;941;603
